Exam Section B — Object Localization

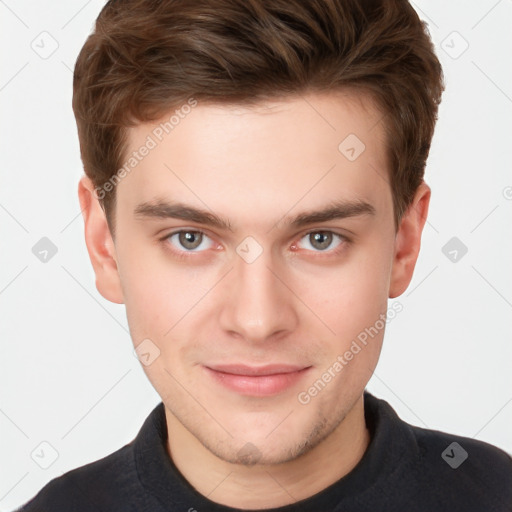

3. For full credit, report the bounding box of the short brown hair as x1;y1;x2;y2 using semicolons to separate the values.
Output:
72;0;444;235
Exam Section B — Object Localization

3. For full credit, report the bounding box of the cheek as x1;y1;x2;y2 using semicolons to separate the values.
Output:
117;243;209;342
303;236;394;342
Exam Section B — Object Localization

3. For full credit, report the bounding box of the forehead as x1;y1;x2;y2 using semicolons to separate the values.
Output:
117;91;391;230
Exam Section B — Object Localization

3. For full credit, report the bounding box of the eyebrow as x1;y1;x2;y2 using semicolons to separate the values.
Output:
134;198;376;231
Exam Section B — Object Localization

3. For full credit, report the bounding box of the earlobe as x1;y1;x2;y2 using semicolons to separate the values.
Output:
388;182;431;298
78;175;125;304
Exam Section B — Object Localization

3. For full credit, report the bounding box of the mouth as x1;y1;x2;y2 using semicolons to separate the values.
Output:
203;364;312;397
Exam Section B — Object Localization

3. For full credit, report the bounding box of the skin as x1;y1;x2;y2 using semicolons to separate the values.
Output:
78;90;430;509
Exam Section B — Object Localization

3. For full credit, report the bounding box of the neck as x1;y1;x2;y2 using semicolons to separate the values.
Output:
165;395;370;509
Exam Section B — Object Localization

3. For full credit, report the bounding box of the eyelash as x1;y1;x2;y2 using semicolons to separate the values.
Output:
159;229;351;260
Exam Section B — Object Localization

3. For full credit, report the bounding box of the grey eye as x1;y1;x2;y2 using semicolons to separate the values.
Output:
178;231;203;250
297;231;344;252
167;230;213;252
308;232;333;251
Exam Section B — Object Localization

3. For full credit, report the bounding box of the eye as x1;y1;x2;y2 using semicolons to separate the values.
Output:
295;231;346;253
166;230;214;252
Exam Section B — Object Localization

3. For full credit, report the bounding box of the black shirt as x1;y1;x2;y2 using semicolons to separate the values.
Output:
15;391;512;511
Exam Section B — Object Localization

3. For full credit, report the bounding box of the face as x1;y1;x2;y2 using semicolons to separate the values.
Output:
81;91;428;466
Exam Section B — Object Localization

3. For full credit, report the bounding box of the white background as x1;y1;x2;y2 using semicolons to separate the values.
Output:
1;1;511;509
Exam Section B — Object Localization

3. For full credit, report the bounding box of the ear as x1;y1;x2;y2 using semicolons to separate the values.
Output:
389;181;431;298
78;175;124;304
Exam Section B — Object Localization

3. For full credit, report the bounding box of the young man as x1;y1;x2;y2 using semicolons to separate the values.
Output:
16;0;512;510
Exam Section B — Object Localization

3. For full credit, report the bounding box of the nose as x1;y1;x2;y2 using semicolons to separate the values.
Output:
218;243;299;344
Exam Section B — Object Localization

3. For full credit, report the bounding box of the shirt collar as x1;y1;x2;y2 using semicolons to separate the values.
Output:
134;390;420;511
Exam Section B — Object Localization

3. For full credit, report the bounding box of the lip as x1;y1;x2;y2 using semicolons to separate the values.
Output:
203;364;312;397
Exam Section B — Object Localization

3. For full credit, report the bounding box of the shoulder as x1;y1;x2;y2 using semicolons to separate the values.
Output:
408;423;512;509
14;443;139;512
412;422;512;472
365;392;512;510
